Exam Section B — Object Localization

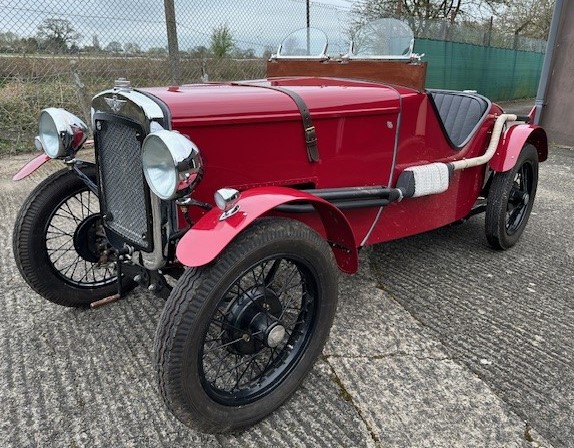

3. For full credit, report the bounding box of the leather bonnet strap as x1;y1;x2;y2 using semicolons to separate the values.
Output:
230;82;320;163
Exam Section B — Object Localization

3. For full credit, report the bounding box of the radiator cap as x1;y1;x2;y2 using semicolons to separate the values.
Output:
114;78;132;92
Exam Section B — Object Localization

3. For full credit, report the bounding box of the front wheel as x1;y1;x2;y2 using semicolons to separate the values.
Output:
485;144;539;250
13;167;134;307
154;218;339;433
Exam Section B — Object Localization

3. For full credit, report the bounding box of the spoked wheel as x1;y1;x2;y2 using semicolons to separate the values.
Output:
48;191;115;287
13;167;134;307
485;144;539;250
203;255;317;405
155;218;338;433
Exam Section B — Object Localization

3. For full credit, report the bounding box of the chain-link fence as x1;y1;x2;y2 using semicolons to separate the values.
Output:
404;18;547;52
1;0;546;155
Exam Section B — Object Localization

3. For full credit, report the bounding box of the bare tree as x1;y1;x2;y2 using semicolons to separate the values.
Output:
105;41;122;53
124;42;141;54
37;18;81;53
351;0;507;27
0;32;19;52
497;0;554;39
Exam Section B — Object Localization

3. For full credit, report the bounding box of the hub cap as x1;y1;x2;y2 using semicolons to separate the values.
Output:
222;286;285;355
73;214;108;263
267;324;286;348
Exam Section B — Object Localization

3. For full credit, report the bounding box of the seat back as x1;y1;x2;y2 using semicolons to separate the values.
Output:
429;90;490;148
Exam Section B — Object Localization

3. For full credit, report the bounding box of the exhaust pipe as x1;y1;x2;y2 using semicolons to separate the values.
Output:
397;114;517;198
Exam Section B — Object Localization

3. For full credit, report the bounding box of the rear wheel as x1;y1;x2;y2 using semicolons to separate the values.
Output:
485;144;539;250
154;218;339;433
13;167;134;307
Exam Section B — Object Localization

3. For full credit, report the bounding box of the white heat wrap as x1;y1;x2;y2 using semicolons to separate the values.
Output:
407;162;450;197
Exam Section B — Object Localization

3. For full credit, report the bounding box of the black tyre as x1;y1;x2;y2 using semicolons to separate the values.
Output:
155;218;339;433
13;166;135;307
485;144;539;250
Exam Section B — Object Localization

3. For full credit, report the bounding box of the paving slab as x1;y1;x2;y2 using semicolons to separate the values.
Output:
369;147;573;447
0;152;562;447
325;257;545;448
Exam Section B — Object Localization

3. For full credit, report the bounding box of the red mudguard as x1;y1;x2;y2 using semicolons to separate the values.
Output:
12;154;51;181
176;186;359;274
489;124;548;172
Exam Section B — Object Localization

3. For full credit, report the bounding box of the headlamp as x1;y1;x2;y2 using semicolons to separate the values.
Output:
37;108;88;158
142;130;203;200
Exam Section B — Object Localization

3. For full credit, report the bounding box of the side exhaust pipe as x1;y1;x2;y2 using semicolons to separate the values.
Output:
397;114;517;198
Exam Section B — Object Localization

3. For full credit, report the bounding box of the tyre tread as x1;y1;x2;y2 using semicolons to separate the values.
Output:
485;144;539;250
154;217;338;433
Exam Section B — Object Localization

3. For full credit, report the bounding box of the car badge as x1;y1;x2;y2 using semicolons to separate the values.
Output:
104;95;127;113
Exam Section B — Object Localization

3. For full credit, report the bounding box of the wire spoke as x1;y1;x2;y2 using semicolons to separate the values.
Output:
47;236;74;253
59;255;82;277
232;356;257;391
209;352;265;383
47;224;74;238
201;253;318;403
204;330;264;354
264;258;282;286
43;187;116;288
62;201;81;224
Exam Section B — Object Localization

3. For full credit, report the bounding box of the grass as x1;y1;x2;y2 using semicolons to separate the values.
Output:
0;54;266;155
0;76;83;155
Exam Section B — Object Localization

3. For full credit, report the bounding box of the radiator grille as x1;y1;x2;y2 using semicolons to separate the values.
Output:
97;119;152;250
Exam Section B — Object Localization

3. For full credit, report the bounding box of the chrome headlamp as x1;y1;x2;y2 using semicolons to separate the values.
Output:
142;130;203;200
37;108;88;158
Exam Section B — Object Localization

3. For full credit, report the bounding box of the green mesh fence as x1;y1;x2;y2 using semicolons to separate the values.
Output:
416;39;545;101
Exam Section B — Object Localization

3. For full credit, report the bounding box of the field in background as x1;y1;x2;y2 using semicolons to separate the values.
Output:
0;40;545;156
0;55;266;155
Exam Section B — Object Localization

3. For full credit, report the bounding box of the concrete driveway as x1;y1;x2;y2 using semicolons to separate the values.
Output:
0;146;570;447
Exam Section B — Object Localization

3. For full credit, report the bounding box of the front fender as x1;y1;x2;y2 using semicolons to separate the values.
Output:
489;124;548;172
12;154;51;181
176;186;358;274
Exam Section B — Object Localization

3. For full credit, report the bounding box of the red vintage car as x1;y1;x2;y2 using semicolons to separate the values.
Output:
13;19;547;433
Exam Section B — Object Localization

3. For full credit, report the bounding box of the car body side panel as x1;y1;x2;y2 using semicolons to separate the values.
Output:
364;164;486;244
176;187;358;274
364;94;499;245
144;78;404;245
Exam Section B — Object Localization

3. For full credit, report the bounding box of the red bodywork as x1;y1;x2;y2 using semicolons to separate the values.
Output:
490;124;548;172
139;77;546;270
13;153;50;181
16;76;548;273
176;186;358;273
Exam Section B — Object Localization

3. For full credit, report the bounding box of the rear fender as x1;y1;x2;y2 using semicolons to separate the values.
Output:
176;186;358;274
12;154;51;181
489;124;548;172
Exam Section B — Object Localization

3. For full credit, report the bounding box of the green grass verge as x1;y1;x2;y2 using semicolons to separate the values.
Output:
0;55;266;155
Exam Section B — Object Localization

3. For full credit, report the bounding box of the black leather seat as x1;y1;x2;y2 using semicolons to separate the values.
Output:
429;90;490;148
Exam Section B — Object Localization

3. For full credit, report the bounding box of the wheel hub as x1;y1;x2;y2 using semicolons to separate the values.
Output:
73;214;108;263
510;188;529;206
222;286;285;355
266;324;286;348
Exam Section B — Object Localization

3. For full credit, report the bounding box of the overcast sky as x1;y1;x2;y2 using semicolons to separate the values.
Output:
2;0;356;54
321;0;353;7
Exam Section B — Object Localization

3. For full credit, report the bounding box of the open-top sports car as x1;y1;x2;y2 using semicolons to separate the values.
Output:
13;19;547;433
